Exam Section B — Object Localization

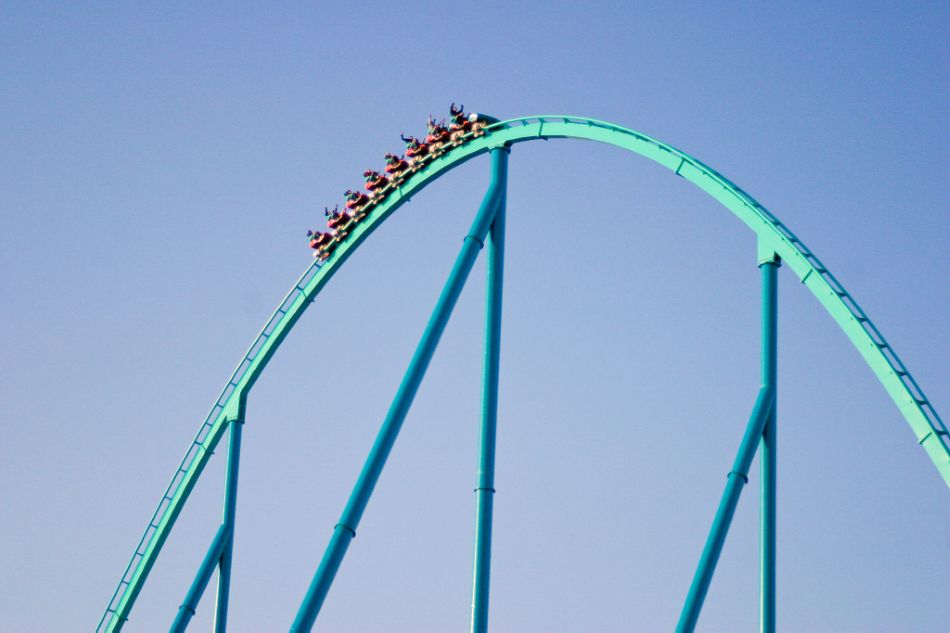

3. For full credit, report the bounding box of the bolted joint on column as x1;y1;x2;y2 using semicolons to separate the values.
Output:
727;470;749;484
334;523;357;539
757;238;782;268
465;235;486;249
222;393;248;426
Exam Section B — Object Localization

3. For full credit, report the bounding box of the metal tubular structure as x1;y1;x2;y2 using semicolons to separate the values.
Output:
290;148;510;633
170;413;243;633
471;173;507;633
677;252;779;633
759;246;780;633
98;115;948;632
677;388;774;632
214;415;244;632
170;525;229;631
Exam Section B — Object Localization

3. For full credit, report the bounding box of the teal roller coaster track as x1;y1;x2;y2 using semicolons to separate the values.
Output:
97;115;949;633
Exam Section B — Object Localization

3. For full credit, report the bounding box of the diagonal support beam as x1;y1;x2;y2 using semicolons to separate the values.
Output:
470;171;506;633
170;525;230;632
290;147;510;633
677;250;779;633
677;387;774;632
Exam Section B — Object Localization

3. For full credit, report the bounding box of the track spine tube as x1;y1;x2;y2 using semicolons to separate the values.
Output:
471;161;507;633
290;148;510;632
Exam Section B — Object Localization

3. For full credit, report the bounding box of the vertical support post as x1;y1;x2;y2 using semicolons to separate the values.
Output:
213;408;244;633
471;168;507;633
170;406;244;633
291;148;510;633
676;247;779;633
759;248;779;633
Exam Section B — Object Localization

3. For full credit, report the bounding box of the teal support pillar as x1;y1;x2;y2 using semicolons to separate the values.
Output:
213;412;244;633
470;169;507;633
291;148;510;633
170;411;243;633
759;249;780;633
676;248;779;633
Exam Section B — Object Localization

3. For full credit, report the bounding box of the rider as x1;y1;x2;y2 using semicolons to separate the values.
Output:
401;134;428;160
363;170;389;192
385;153;409;175
426;116;450;145
344;189;370;211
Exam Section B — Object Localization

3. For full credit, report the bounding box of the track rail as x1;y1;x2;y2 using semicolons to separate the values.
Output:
98;115;949;632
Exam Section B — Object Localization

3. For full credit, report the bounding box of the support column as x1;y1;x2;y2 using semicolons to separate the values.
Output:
213;411;244;633
170;409;244;633
471;172;506;633
291;148;510;633
676;248;779;633
759;248;779;633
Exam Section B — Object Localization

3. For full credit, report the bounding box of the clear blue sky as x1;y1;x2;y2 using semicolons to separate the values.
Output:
1;2;948;632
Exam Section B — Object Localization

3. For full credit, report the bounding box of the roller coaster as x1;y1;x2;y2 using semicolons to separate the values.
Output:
97;110;949;633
